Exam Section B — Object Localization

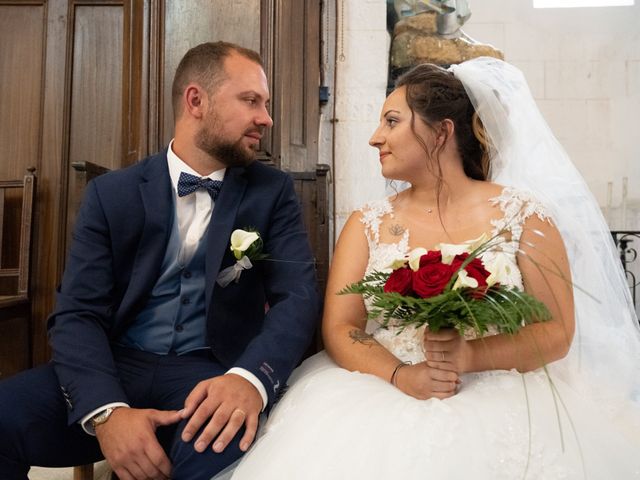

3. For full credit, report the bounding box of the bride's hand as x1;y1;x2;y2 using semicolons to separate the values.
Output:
395;362;458;400
423;328;472;375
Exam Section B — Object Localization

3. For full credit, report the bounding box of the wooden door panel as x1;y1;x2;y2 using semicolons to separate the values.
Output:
273;0;319;172
161;0;263;145
0;3;45;179
68;4;124;171
64;2;128;261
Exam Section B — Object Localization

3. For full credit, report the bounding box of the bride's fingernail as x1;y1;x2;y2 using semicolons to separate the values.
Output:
213;441;224;452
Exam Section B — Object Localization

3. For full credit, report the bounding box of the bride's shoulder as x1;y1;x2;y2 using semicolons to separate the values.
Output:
357;196;394;223
487;183;553;226
352;196;399;244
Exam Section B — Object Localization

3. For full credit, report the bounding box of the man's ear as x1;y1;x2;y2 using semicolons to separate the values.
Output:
183;84;207;119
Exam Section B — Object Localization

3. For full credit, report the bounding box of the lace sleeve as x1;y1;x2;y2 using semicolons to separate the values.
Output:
490;187;552;243
358;198;393;248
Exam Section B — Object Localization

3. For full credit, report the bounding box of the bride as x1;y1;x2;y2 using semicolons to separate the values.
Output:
219;58;640;479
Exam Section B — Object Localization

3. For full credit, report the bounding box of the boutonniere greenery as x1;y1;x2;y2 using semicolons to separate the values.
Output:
217;229;268;287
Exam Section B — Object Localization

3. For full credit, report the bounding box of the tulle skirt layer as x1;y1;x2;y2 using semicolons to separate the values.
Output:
224;352;640;480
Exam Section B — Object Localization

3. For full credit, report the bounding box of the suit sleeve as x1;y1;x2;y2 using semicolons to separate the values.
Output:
232;175;321;407
47;180;129;425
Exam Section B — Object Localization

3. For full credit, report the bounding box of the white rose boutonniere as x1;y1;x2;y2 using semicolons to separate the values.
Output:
217;229;266;287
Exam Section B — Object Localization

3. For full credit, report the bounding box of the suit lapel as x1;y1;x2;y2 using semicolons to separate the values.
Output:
205;166;247;311
119;153;173;316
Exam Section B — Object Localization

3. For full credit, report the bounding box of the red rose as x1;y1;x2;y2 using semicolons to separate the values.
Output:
412;263;454;298
384;267;414;295
419;250;442;268
451;253;490;287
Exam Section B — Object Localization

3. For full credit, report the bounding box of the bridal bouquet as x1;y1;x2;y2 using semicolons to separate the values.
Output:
340;233;551;335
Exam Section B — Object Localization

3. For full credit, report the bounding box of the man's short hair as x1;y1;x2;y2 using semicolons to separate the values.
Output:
171;41;263;119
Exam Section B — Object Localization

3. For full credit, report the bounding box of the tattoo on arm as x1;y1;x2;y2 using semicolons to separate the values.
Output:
349;329;377;346
389;224;406;236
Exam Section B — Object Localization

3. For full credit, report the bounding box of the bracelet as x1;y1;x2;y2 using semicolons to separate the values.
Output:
390;361;411;386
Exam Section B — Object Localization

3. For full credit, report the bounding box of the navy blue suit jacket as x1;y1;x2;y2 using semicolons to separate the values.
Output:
48;151;320;424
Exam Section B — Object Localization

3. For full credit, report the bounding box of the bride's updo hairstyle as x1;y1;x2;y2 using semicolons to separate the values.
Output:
396;63;490;181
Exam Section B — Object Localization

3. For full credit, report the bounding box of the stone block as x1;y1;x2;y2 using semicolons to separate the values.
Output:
393;12;438;36
585;99;612;150
335;86;386;122
391;30;503;69
504;22;560;62
544;61;626;100
536;99;588;145
628;60;640;97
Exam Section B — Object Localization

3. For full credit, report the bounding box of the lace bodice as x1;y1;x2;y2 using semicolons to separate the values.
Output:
359;187;550;363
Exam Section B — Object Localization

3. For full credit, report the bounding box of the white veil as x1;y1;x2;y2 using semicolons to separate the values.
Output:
450;57;640;423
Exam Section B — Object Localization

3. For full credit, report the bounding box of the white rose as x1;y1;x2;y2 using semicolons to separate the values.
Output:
407;247;429;271
230;229;260;260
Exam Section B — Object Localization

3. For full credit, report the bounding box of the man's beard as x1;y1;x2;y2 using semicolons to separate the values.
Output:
196;126;259;168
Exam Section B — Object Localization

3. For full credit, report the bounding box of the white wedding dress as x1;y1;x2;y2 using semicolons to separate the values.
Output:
222;189;640;480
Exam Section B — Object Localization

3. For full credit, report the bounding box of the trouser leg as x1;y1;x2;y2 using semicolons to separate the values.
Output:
0;364;103;480
169;419;245;480
135;351;248;479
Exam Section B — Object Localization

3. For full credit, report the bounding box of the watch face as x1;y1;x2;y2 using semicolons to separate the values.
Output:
92;408;113;426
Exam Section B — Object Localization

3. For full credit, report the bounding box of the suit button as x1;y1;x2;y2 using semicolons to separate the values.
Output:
183;270;192;279
181;296;190;305
175;325;184;332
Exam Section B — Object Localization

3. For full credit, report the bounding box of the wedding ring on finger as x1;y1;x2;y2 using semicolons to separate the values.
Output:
233;408;246;418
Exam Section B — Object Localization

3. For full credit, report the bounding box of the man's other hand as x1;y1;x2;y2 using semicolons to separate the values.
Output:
180;374;262;454
95;407;182;480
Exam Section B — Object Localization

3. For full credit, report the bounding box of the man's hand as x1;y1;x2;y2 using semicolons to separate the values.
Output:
95;407;183;480
181;374;262;454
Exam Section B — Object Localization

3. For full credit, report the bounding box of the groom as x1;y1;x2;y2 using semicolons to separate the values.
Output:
0;41;319;479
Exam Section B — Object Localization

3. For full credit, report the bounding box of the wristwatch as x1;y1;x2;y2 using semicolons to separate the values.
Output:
90;407;118;430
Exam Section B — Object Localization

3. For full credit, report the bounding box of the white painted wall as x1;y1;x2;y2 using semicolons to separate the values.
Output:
320;0;389;240
320;0;640;239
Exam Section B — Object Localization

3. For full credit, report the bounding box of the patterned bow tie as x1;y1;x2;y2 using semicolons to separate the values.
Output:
177;172;223;200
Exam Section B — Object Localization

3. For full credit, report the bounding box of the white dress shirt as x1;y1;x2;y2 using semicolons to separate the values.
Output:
80;142;267;435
